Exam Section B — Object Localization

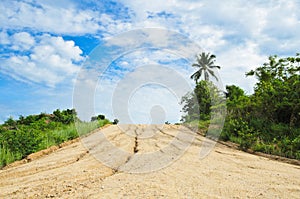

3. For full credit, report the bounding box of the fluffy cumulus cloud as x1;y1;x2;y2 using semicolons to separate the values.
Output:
0;0;133;36
0;0;133;88
0;32;83;87
0;0;99;35
11;32;36;51
119;0;300;50
1;0;300;87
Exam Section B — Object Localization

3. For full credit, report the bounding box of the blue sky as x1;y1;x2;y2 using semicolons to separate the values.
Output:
0;0;300;123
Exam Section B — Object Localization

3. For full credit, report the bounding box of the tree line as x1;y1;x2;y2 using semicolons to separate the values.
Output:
181;52;300;159
0;109;111;168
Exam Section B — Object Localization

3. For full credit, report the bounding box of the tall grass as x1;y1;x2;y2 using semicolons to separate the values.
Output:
0;119;111;168
76;120;108;136
0;146;21;168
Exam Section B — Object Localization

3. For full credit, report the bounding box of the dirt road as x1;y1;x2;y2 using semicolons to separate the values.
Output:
1;125;299;198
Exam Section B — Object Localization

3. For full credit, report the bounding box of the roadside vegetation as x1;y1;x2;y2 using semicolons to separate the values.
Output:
0;109;111;168
1;53;299;168
181;53;300;159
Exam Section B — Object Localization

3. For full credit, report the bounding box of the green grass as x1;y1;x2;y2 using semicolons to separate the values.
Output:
76;119;110;136
0;119;111;168
0;146;21;167
184;118;299;159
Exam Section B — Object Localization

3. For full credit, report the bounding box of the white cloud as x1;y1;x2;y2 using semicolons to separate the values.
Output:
74;46;196;123
2;0;300;123
262;1;300;37
119;0;300;47
0;33;84;87
0;0;101;35
0;30;10;45
11;32;35;50
116;0;300;93
0;0;134;37
217;41;267;93
98;14;132;37
36;34;83;63
93;64;192;124
127;85;181;124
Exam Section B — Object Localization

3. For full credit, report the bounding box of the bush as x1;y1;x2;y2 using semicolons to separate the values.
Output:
99;119;111;127
2;128;43;158
0;145;21;167
113;119;119;125
198;120;210;130
222;118;258;150
0;109;111;168
97;115;105;120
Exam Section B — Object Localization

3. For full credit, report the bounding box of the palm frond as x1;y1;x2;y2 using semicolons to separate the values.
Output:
192;63;201;68
207;54;215;63
207;68;218;81
210;65;221;69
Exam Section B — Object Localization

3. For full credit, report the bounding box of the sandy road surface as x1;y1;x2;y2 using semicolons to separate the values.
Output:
0;124;300;198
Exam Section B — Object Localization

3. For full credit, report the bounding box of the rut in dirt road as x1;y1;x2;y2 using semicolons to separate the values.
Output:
133;129;139;154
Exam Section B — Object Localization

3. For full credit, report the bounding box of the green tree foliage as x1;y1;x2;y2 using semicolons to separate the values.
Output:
113;119;119;125
91;116;98;122
91;114;106;121
53;109;76;124
246;54;300;127
0;109;110;168
225;85;250;117
183;53;300;159
225;54;300;157
180;80;225;134
181;81;211;122
3;117;17;128
98;115;105;120
90;114;110;127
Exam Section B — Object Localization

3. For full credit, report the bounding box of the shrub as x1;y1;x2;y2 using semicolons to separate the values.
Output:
0;109;110;167
113;119;119;125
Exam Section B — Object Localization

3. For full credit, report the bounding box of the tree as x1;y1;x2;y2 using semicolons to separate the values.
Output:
246;53;300;127
190;52;220;83
225;85;250;116
184;53;300;158
91;116;98;122
4;117;16;127
97;115;105;120
112;119;119;124
91;114;105;122
181;80;213;122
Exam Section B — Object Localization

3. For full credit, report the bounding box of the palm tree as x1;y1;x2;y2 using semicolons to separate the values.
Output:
190;52;220;83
